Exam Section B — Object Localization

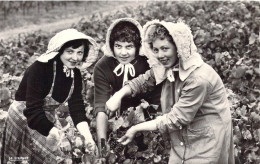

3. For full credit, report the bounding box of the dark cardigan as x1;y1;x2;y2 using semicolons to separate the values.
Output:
93;55;161;116
15;57;88;136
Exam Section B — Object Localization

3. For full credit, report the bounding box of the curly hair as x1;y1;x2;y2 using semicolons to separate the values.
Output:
109;21;141;53
58;39;90;61
147;24;174;48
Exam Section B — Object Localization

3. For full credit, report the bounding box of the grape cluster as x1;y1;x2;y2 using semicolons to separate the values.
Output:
135;133;148;151
114;144;124;154
125;150;136;159
116;127;128;138
109;138;125;154
72;156;81;164
71;148;84;164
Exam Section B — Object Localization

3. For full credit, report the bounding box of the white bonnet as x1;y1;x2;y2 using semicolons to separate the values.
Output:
37;29;99;68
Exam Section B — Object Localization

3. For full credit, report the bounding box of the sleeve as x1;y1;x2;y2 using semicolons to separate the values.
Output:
23;62;54;136
93;63;112;116
125;69;157;97
68;69;89;126
156;76;209;134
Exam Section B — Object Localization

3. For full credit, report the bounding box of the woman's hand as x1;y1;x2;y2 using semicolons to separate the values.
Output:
106;92;122;112
85;139;99;156
46;127;61;151
76;122;98;156
106;85;132;112
118;126;137;145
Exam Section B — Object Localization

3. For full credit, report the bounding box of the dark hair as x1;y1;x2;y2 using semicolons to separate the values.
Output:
109;21;141;54
148;24;175;48
58;39;90;61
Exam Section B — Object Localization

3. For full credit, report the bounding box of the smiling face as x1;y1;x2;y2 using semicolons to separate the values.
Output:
113;41;136;64
60;45;84;69
152;38;178;68
109;21;141;64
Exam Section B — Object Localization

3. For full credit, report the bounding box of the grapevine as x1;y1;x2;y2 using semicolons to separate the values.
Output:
0;1;260;163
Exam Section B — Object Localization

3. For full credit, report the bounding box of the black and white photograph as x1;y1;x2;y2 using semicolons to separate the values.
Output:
0;0;259;163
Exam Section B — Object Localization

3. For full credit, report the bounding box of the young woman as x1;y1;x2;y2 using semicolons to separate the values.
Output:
1;29;99;163
94;18;161;155
106;21;234;164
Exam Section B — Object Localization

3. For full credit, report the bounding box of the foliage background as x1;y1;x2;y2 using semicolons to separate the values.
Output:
0;1;260;163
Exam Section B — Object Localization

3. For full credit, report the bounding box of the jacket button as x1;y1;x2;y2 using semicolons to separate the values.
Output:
180;142;184;146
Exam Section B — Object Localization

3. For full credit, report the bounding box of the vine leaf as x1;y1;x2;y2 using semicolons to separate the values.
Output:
248;33;258;45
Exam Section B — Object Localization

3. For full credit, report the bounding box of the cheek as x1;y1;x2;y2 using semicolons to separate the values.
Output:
78;56;84;61
129;49;136;57
171;53;178;62
168;51;178;63
60;53;67;61
113;49;120;57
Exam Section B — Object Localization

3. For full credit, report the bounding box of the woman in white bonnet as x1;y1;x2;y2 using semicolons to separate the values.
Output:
1;29;99;163
93;18;161;156
106;20;234;164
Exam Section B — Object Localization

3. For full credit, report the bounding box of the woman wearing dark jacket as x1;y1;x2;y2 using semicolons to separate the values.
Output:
94;18;161;155
1;29;99;163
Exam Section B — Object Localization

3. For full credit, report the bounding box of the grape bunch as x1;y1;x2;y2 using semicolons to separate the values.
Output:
109;138;125;154
115;126;128;138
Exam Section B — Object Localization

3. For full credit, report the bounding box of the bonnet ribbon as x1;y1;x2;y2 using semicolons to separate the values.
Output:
113;63;135;86
63;65;74;78
167;70;175;82
166;64;179;82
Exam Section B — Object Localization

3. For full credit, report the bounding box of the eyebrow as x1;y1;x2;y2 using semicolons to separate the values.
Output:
66;47;84;50
65;48;73;51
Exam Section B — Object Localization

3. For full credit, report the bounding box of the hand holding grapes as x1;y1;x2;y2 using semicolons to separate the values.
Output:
85;139;99;156
46;127;61;151
118;126;137;145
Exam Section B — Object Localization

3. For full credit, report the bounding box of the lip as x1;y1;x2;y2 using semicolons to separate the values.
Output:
69;61;77;66
159;59;169;65
119;57;129;61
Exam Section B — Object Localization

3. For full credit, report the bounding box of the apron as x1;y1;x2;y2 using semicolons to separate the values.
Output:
1;61;74;164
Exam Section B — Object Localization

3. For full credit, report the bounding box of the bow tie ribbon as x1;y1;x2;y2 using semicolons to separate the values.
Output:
63;65;74;78
113;63;135;86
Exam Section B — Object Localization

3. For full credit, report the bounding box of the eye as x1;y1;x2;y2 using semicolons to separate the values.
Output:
66;50;73;54
127;45;134;49
153;48;159;53
77;51;83;55
161;47;169;51
114;44;121;49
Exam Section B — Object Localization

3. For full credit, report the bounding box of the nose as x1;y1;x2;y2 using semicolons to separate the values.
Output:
71;53;78;61
158;51;164;59
121;47;128;56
